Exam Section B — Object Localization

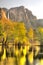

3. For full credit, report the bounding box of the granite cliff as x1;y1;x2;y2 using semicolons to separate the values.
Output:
0;6;43;29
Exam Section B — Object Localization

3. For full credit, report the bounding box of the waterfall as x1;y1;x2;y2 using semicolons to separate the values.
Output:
8;11;9;19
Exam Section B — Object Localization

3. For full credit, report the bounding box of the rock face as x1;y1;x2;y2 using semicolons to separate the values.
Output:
30;19;43;29
0;6;43;29
9;6;36;21
9;6;37;29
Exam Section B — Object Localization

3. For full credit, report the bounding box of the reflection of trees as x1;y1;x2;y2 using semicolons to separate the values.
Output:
0;36;8;61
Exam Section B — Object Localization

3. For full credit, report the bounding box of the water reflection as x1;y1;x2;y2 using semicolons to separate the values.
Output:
0;42;43;65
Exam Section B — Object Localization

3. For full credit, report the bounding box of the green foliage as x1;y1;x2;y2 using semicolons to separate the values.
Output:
37;27;43;43
0;17;43;44
0;19;27;43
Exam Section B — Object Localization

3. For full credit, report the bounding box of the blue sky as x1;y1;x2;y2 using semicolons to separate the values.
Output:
0;0;43;19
